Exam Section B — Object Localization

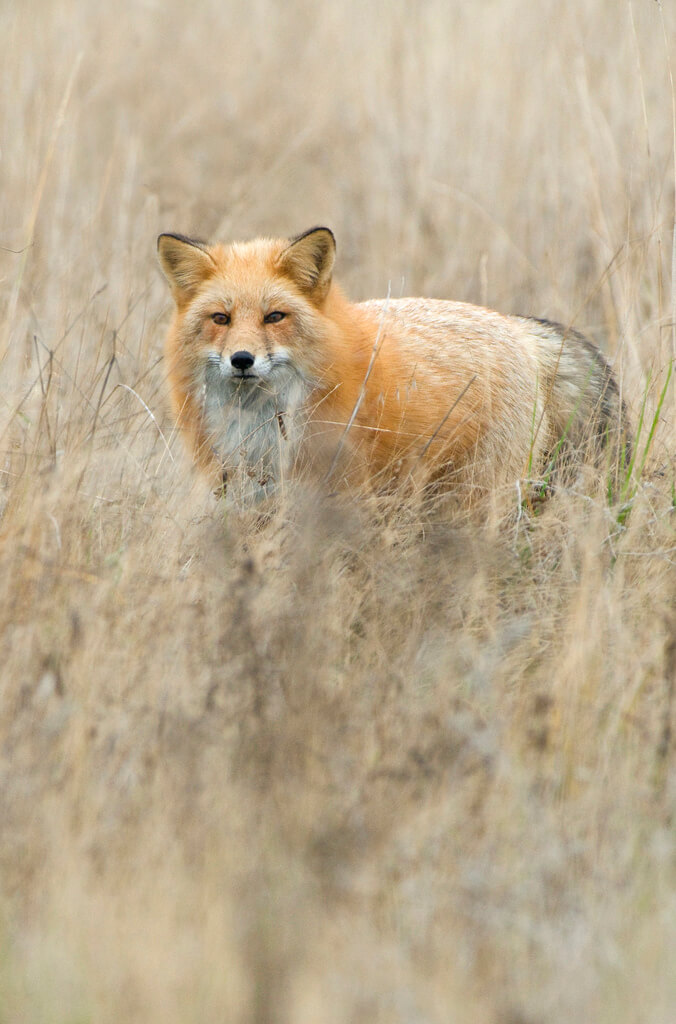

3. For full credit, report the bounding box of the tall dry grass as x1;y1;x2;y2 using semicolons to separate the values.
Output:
0;1;675;1021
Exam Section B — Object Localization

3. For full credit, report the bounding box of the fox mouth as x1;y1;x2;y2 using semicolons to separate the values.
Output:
205;355;260;384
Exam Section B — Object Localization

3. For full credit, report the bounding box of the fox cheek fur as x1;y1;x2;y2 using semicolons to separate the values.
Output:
158;227;631;506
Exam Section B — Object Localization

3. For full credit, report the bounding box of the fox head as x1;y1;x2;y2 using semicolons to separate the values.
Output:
157;227;336;407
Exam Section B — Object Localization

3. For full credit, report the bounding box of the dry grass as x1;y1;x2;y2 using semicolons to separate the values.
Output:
1;2;675;1021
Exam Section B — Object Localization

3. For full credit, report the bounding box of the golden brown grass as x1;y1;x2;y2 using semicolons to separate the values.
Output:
1;2;675;1021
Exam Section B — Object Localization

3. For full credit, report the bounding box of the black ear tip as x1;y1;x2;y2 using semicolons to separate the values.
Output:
157;232;210;252
157;232;181;253
291;226;336;248
318;227;335;247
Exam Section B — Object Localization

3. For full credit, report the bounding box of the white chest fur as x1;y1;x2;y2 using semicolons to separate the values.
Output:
200;356;308;503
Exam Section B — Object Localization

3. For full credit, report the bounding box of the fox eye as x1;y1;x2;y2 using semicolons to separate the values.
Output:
211;312;230;326
264;311;286;324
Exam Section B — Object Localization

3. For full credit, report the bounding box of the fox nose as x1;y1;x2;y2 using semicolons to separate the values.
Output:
230;351;255;371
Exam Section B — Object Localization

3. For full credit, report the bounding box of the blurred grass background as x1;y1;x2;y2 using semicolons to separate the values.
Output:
0;1;675;1022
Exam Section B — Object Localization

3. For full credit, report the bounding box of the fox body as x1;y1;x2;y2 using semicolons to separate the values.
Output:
158;227;629;506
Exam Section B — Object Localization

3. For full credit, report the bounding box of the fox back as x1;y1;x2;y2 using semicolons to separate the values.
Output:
158;227;630;506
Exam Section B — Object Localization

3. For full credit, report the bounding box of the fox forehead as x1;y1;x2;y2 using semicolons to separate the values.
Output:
209;237;285;279
191;275;303;315
191;238;302;310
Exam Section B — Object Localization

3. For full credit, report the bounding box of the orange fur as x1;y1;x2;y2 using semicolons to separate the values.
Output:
158;228;629;506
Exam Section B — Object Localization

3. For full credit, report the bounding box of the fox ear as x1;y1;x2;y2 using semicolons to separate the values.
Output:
278;227;335;300
157;233;215;303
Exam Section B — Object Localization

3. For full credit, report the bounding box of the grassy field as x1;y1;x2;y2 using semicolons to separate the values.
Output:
1;1;675;1021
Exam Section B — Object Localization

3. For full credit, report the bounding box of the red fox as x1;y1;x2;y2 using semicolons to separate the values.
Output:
158;227;630;506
